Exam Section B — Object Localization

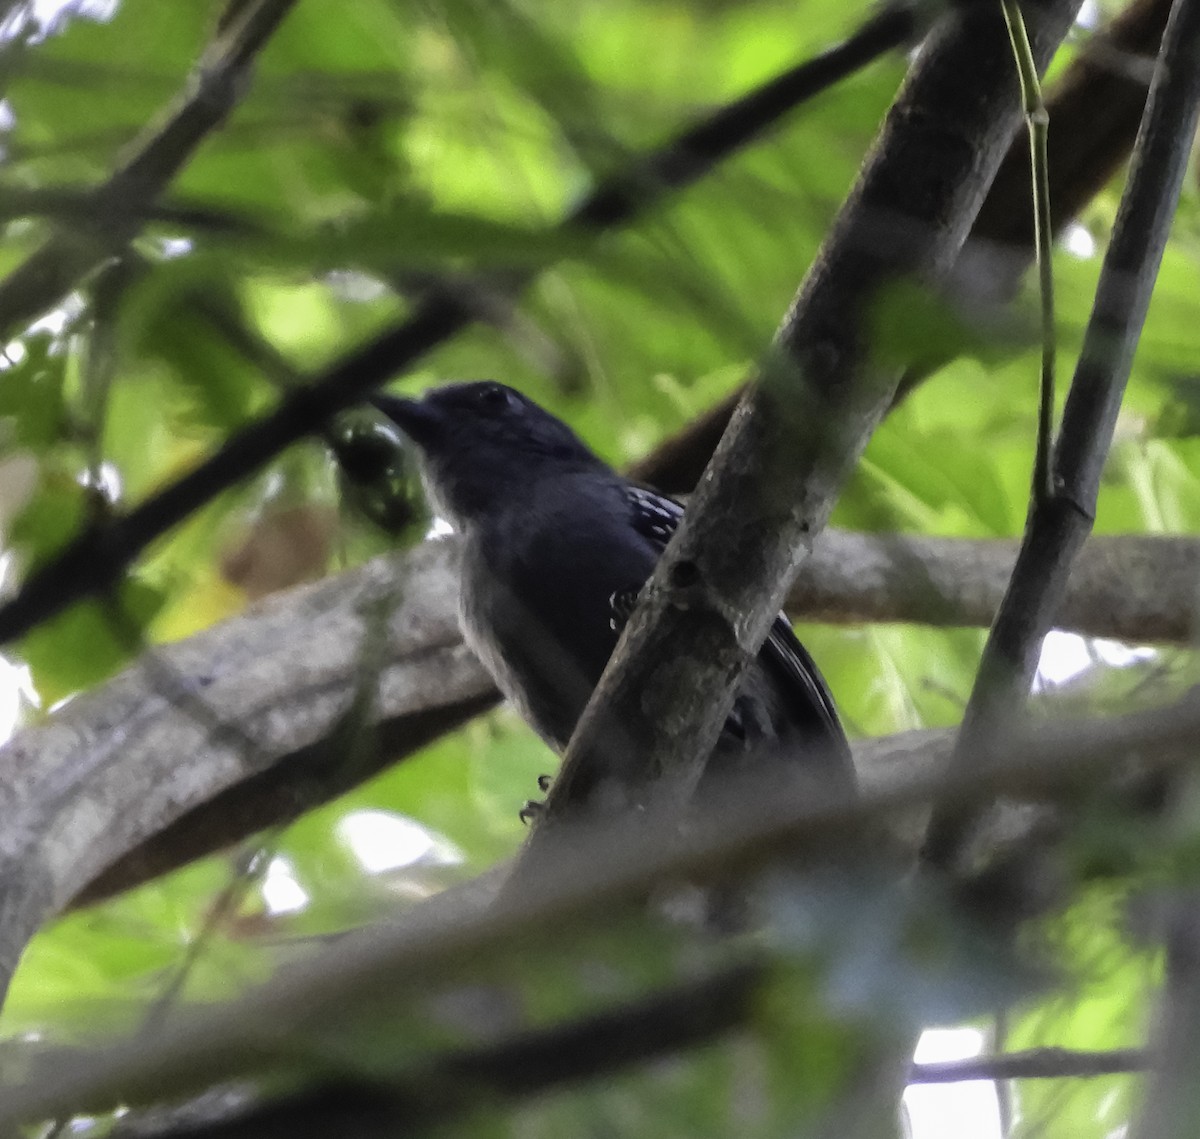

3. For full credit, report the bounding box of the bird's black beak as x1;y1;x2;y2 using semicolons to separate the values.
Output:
371;394;444;449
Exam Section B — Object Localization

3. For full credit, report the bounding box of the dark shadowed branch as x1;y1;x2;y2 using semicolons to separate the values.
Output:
0;3;916;649
105;964;765;1139
910;1046;1146;1083
100;1041;1150;1139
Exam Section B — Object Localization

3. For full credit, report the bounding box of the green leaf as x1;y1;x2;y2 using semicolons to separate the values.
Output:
18;576;166;703
0;333;67;449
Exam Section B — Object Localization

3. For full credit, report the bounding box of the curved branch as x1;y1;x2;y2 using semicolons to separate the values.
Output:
18;526;1193;915
0;539;496;992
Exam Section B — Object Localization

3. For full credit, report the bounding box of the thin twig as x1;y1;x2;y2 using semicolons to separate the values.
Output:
1000;0;1057;507
0;0;299;343
923;0;1200;871
139;839;280;1037
910;1046;1146;1083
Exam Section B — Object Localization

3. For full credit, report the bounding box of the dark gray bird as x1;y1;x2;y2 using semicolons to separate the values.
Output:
374;380;855;802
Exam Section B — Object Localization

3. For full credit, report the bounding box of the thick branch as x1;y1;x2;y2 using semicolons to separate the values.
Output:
924;0;1200;870
1132;899;1200;1139
792;529;1198;644
0;6;916;648
633;0;1170;494
0;540;496;993
17;526;1190;915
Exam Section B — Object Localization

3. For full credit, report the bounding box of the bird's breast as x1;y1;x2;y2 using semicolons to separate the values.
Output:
456;510;651;752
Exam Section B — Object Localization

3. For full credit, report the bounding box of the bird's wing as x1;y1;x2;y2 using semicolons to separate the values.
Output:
624;483;848;753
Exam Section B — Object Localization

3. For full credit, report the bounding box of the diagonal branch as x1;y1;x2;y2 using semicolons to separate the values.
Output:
520;0;1081;836
0;4;916;648
633;0;1172;494
923;0;1200;870
0;0;300;342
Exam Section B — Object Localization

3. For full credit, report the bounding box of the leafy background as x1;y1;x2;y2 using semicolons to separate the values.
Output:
0;0;1195;1135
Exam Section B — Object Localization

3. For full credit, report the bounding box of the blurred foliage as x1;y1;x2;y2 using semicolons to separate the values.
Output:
0;0;1194;1134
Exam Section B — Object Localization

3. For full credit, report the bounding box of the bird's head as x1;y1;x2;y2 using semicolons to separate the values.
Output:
373;381;603;529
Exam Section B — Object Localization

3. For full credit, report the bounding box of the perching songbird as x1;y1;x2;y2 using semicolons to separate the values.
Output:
374;380;855;804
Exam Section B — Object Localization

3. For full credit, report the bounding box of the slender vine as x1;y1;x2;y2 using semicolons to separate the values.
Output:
1001;0;1057;507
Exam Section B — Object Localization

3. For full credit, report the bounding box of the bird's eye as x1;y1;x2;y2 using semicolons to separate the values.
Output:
475;384;516;413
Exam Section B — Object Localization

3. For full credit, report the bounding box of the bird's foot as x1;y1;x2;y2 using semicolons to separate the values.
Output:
608;587;639;632
725;694;769;746
519;774;555;824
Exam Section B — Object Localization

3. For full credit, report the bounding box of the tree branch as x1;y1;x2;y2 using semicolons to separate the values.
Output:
0;0;300;342
0;539;496;994
923;0;1200;870
106;963;765;1139
790;529;1199;644
0;4;916;648
632;0;1171;494
1131;897;1200;1139
99;1040;1150;1139
910;1046;1146;1083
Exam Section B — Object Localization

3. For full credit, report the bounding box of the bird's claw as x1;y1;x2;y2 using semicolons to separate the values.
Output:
519;775;554;824
608;587;639;632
